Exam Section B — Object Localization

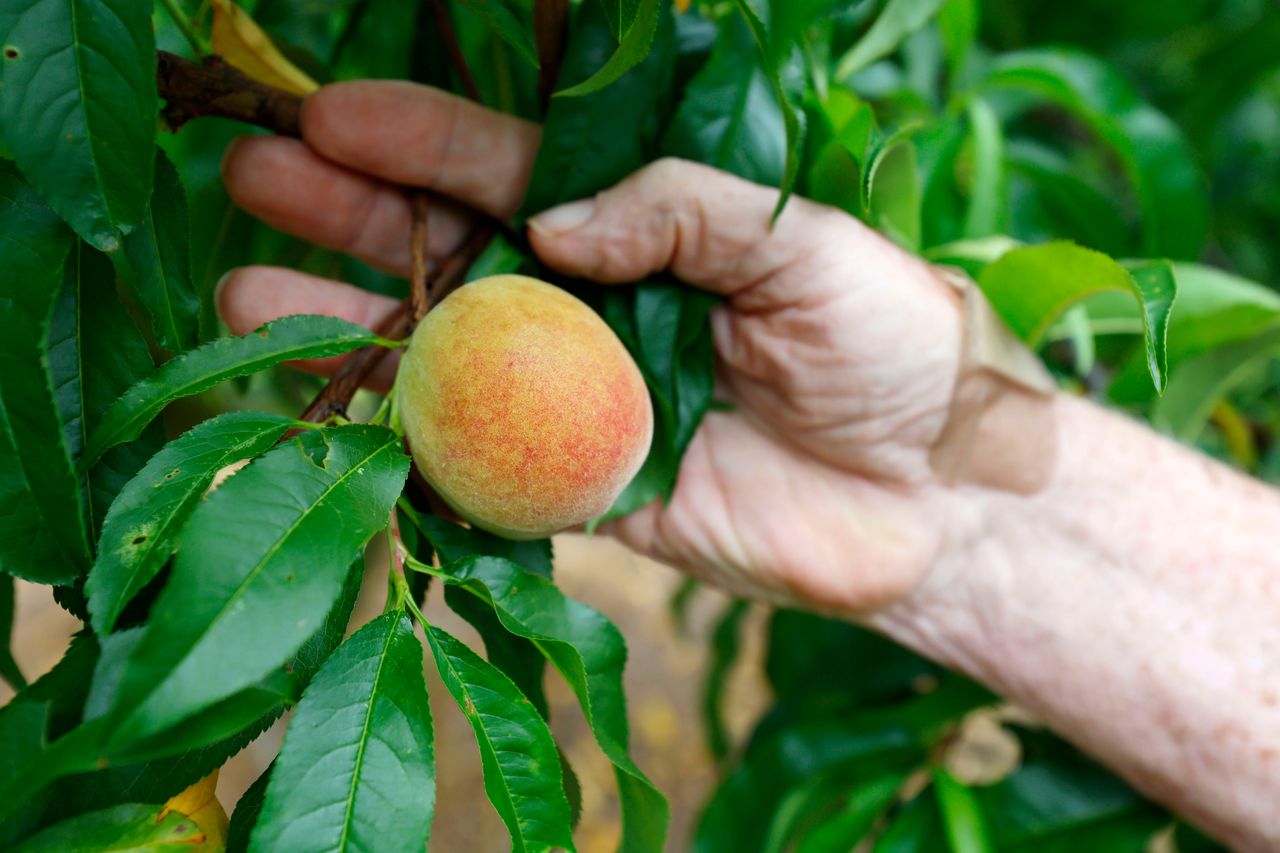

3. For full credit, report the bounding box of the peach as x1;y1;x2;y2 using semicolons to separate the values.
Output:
398;274;654;540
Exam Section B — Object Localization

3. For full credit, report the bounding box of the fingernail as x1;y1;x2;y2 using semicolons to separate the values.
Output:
529;198;596;235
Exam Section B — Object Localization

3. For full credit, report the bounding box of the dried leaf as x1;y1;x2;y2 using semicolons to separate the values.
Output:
211;0;319;96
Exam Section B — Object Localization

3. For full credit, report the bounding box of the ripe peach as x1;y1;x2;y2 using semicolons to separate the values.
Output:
398;274;653;539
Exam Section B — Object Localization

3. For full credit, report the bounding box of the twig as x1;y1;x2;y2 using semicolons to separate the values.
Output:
154;44;503;426
534;0;569;109
409;194;432;323
431;0;481;102
299;225;493;424
157;51;303;135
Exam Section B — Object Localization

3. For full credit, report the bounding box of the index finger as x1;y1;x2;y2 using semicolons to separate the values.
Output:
301;80;541;220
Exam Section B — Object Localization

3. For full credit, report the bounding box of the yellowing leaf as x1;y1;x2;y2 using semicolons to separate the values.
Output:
160;771;228;851
211;0;319;96
674;0;692;11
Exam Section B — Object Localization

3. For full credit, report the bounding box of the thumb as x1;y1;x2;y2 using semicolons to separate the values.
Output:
526;158;855;297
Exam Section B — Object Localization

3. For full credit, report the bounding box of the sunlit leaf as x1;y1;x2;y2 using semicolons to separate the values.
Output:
934;769;994;853
962;98;1006;239
978;243;1175;390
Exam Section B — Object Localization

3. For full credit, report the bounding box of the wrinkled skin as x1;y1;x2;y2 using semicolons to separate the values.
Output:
217;80;964;616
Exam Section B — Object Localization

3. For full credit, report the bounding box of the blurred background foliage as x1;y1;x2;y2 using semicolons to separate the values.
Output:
150;0;1280;848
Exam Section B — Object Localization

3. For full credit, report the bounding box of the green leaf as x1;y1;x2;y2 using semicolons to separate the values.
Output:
0;0;156;250
404;508;553;579
83;627;294;765
521;0;675;215
466;233;536;282
1004;141;1129;257
0;576;21;690
12;802;203;852
703;600;749;761
226;763;271;853
428;556;668;852
426;624;575;853
0;702;52;846
834;0;947;82
934;769;994;853
100;425;409;747
1153;328;1280;442
47;573;359;827
873;788;945;852
766;611;939;709
0;162;87;584
962;98;1006;239
983;49;1209;259
86;411;298;636
793;773;908;853
400;507;552;715
977;727;1166;850
557;0;663;97
726;0;807;218
252;613;435;853
120;150;201;355
599;282;719;520
456;0;540;68
936;0;977;74
661;13;785;185
978;243;1175;391
82;315;391;469
47;240;162;545
695;722;919;853
1106;264;1280;405
867;134;922;251
598;0;641;41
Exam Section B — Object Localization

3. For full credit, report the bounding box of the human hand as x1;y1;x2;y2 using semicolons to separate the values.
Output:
219;80;970;617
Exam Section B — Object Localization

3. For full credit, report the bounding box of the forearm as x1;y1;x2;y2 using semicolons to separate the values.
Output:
875;393;1280;850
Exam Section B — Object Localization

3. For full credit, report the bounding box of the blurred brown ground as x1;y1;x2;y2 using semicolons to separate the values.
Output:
4;535;771;851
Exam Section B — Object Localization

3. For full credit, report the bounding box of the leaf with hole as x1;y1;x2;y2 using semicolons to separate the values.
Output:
98;425;408;748
86;411;298;636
